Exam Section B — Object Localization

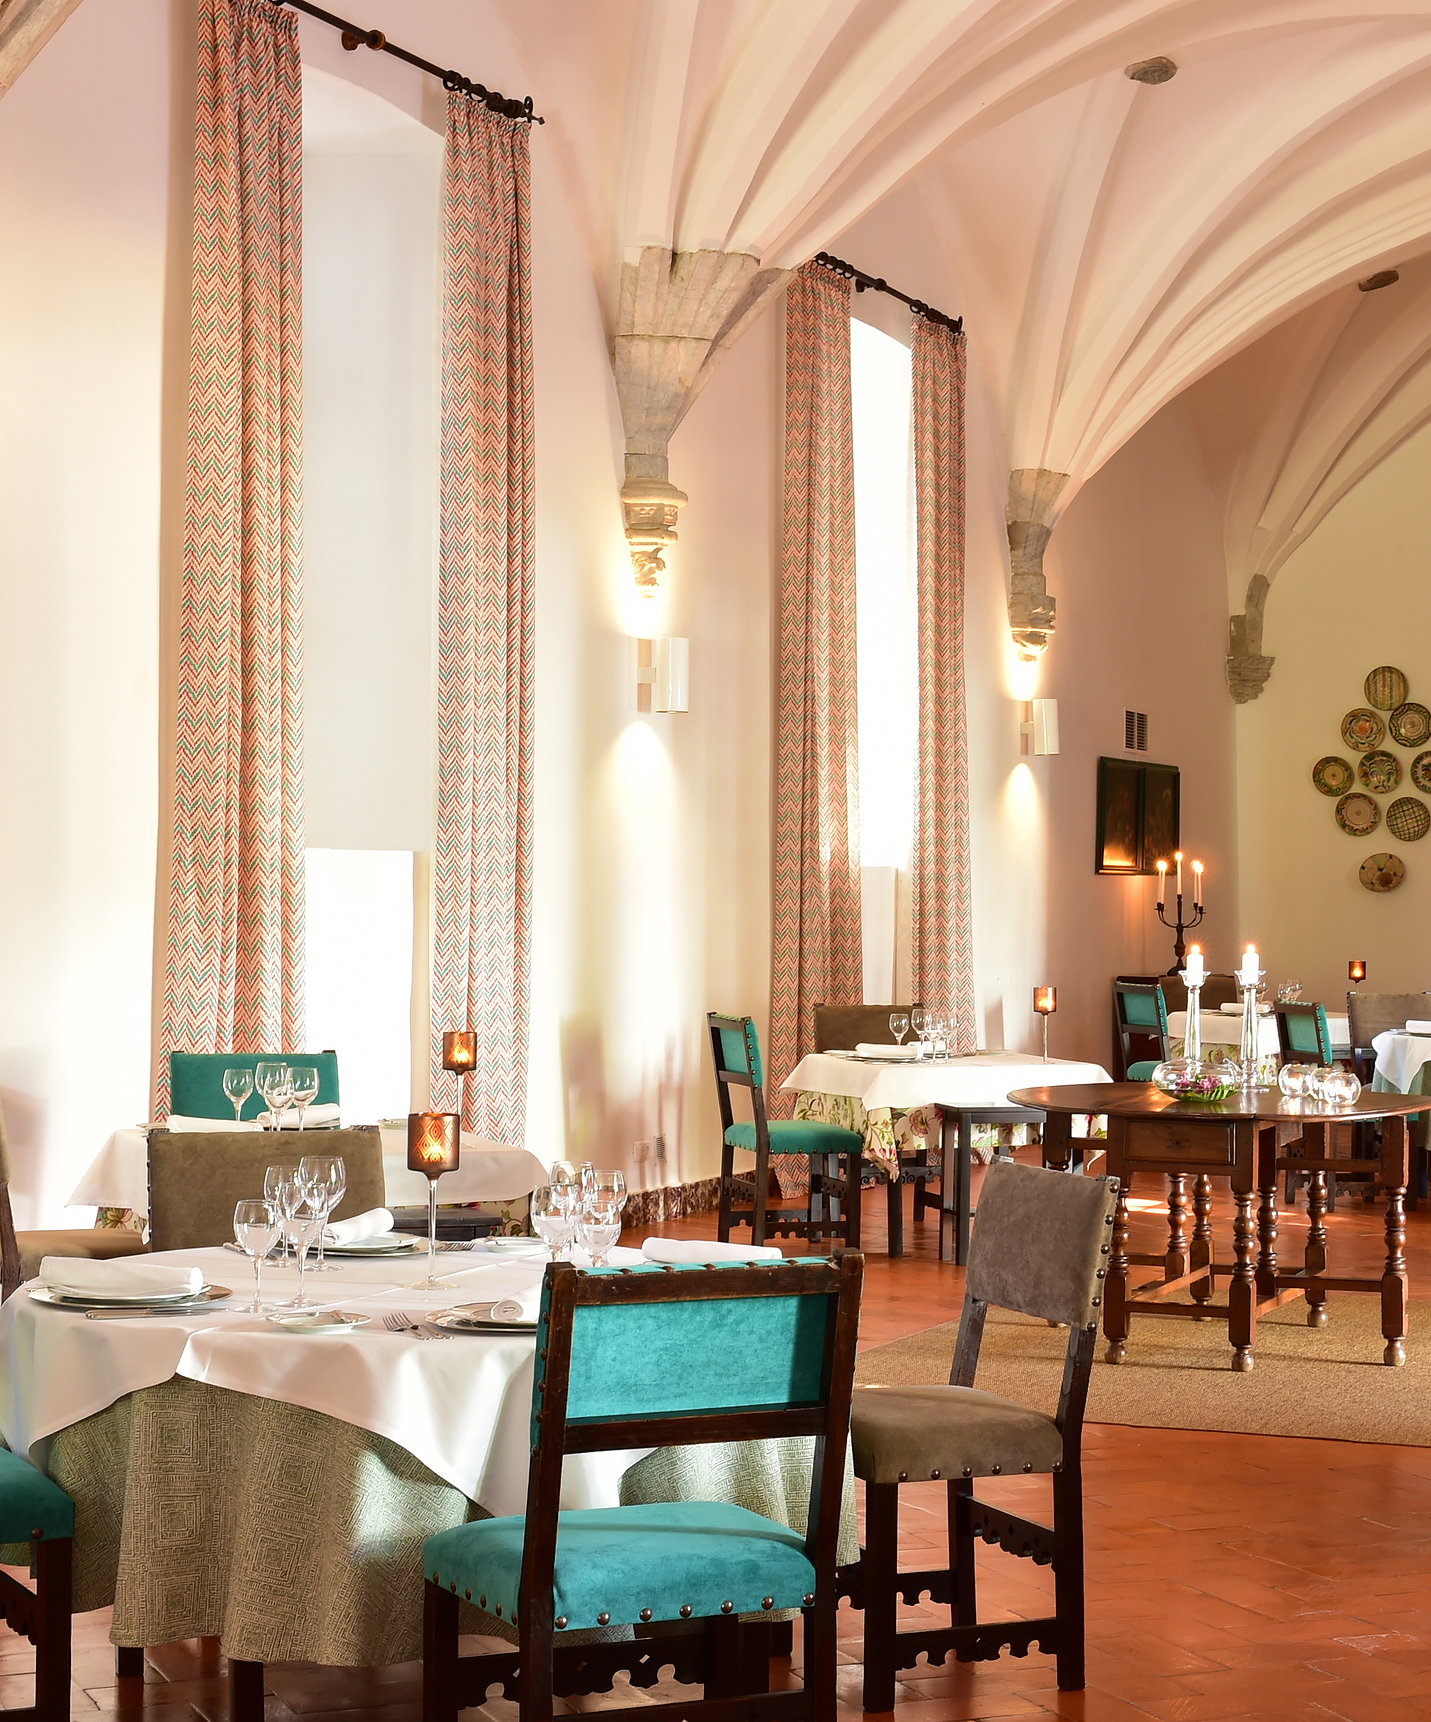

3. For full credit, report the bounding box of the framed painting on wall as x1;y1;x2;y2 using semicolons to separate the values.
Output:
1096;756;1181;875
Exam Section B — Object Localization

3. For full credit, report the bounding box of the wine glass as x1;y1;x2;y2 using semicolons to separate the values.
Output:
580;1166;627;1212
265;1162;297;1260
577;1196;622;1267
889;1012;910;1047
909;1009;927;1058
531;1185;576;1261
233;1199;280;1311
223;1067;254;1125
289;1065;320;1130
255;1061;288;1129
299;1154;346;1273
931;1015;950;1063
286;1203;324;1308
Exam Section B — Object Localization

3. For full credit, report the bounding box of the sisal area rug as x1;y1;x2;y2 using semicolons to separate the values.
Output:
854;1299;1431;1446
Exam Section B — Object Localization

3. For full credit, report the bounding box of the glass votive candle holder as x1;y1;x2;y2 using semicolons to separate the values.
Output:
1278;1062;1311;1099
1319;1067;1362;1107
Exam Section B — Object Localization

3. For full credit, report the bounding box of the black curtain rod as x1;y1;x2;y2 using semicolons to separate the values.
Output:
274;0;543;123
815;250;962;335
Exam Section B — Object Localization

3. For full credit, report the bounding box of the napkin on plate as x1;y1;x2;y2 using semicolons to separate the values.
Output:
641;1238;784;1265
489;1287;542;1323
1406;1021;1431;1035
261;1102;342;1130
323;1207;394;1246
39;1257;204;1296
165;1114;258;1133
856;1042;919;1060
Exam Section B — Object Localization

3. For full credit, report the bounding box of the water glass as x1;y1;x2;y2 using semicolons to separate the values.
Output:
531;1184;576;1260
255;1061;290;1129
289;1065;320;1128
1276;981;1303;1003
223;1067;254;1125
889;1011;910;1046
265;1162;298;1259
581;1166;627;1212
577;1200;622;1267
233;1199;280;1311
930;1015;950;1062
299;1154;346;1272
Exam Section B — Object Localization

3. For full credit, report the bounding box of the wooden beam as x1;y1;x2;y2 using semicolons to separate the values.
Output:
0;0;85;97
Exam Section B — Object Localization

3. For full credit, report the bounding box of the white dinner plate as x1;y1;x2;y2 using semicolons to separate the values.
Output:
430;1303;539;1334
30;1284;227;1310
266;1310;372;1335
480;1237;546;1258
323;1236;424;1256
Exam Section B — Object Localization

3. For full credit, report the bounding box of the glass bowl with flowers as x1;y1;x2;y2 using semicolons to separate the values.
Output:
1150;1059;1238;1103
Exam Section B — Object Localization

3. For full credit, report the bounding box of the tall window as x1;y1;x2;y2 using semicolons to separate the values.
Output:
851;317;916;999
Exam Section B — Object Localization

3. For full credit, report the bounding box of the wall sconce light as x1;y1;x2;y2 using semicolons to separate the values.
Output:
407;1110;460;1284
1349;959;1367;985
1020;698;1059;756
636;638;690;713
1034;985;1057;1059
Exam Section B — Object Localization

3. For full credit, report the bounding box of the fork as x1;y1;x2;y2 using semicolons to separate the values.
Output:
381;1311;449;1342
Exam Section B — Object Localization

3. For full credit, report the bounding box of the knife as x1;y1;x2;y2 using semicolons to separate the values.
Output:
84;1305;227;1320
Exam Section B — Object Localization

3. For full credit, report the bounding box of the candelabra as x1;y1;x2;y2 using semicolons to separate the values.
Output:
1154;852;1205;975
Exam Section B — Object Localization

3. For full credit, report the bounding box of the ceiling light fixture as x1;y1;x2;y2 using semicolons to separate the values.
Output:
1358;269;1400;292
1124;56;1178;84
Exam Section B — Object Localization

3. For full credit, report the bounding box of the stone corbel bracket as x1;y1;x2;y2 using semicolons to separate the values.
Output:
1227;574;1274;702
1006;467;1069;659
614;246;790;592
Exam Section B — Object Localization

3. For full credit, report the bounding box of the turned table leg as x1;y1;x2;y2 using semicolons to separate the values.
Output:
1191;1173;1216;1312
1382;1115;1410;1367
1304;1124;1330;1329
1165;1173;1190;1284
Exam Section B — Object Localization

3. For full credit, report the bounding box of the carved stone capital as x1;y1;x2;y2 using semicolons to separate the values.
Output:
1227;574;1275;702
1006;467;1070;659
620;455;688;593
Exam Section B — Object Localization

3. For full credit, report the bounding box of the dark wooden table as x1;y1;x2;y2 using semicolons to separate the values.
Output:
1008;1082;1428;1371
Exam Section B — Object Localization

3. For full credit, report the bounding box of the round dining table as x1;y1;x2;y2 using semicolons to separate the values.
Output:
1009;1082;1429;1372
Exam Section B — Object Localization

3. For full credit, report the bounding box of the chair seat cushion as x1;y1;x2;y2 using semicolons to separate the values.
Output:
17;1227;146;1282
1126;1060;1159;1081
424;1501;815;1630
851;1384;1064;1484
725;1120;862;1155
0;1447;74;1542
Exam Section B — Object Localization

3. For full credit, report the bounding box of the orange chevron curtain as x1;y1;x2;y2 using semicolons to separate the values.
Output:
769;262;862;1105
159;0;305;1110
910;316;975;1050
430;95;535;1142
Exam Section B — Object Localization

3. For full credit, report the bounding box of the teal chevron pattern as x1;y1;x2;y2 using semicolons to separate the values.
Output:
769;264;863;1111
429;94;535;1144
911;318;975;1051
158;0;306;1113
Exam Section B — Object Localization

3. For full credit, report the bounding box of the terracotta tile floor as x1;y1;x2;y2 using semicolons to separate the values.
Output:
8;1161;1431;1720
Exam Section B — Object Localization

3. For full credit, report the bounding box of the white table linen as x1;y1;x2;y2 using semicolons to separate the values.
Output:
0;1244;643;1517
780;1050;1112;1112
68;1126;547;1215
1167;1011;1282;1059
1372;1030;1431;1093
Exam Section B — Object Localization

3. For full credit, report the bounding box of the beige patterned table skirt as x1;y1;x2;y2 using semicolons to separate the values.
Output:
20;1380;856;1666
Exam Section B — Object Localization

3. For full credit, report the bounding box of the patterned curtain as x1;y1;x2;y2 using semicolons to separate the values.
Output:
910;316;975;1051
430;95;535;1142
769;263;862;1103
159;0;305;1110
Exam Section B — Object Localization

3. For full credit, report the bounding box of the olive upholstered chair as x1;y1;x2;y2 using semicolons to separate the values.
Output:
847;1158;1120;1700
167;1050;340;1121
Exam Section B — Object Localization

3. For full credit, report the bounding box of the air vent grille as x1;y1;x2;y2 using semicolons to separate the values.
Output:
1124;710;1148;752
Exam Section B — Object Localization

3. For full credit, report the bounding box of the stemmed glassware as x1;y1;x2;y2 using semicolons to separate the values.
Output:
577;1197;622;1266
223;1067;254;1125
889;1011;910;1046
285;1191;324;1308
265;1162;297;1260
530;1185;576;1261
289;1066;320;1130
299;1154;346;1273
233;1199;280;1311
255;1062;291;1130
909;1009;927;1058
930;1014;950;1063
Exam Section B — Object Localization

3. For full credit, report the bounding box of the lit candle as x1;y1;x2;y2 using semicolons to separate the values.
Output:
1175;851;1184;898
1238;945;1261;986
1183;943;1205;988
1156;859;1167;908
1192;860;1203;907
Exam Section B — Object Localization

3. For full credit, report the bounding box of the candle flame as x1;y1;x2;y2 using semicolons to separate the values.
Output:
1157;859;1167;872
1192;860;1203;873
1174;850;1183;862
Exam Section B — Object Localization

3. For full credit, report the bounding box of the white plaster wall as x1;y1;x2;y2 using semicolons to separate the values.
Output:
1237;421;1431;1005
0;0;170;1223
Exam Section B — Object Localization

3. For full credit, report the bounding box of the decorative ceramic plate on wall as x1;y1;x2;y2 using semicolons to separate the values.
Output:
1360;852;1406;892
1342;708;1386;751
1358;750;1403;792
1386;797;1431;843
1389;702;1431;748
1366;666;1410;710
1335;792;1381;836
1312;756;1355;796
1413;752;1431;794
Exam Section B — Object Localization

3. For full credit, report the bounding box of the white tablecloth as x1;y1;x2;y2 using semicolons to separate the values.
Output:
0;1244;636;1517
68;1125;548;1215
1167;1010;1282;1059
1372;1031;1431;1094
780;1050;1111;1111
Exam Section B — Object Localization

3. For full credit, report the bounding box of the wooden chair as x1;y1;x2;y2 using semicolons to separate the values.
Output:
1155;972;1240;1013
147;1126;385;1251
1275;1004;1368;1207
1112;981;1169;1080
0;1450;75;1722
708;1013;863;1249
1345;992;1431;1201
844;1160;1118;1702
421;1253;864;1722
0;1101;146;1303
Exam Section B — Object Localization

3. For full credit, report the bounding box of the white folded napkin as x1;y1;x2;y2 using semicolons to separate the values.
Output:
1406;1021;1431;1036
490;1287;542;1322
641;1238;784;1265
261;1101;342;1129
323;1207;394;1246
856;1042;919;1060
39;1257;204;1296
165;1114;258;1133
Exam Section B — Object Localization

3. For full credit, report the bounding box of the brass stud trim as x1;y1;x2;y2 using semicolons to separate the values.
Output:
494;1604;502;1616
450;1582;457;1593
598;1612;610;1626
991;1464;1001;1474
465;1590;472;1601
930;1469;940;1479
639;1608;653;1622
803;1594;815;1608
721;1601;734;1614
1022;1463;1033;1473
556;1616;568;1630
679;1605;692;1619
962;1467;972;1477
762;1597;774;1611
897;1470;908;1482
479;1596;486;1608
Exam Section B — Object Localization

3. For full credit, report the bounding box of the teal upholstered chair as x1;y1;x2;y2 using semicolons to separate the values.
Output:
422;1253;863;1722
1274;1002;1333;1067
708;1012;864;1249
1113;981;1169;1080
0;1447;76;1721
168;1051;340;1121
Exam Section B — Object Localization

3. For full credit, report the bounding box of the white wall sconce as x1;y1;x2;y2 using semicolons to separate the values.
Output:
636;638;689;713
1020;697;1059;756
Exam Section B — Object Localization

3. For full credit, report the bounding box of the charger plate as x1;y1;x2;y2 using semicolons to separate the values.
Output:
323;1236;423;1257
430;1303;539;1334
30;1284;229;1311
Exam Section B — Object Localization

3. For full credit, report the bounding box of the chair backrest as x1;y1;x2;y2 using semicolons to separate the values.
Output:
168;1051;341;1122
528;1254;862;1564
1346;991;1431;1052
1155;972;1239;1013
707;1013;764;1090
1113;980;1169;1076
812;1005;922;1052
965;1158;1119;1329
1275;1002;1332;1064
147;1125;384;1251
